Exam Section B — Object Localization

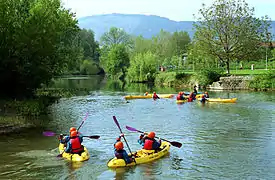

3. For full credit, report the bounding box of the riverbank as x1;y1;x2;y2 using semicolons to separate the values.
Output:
0;94;59;135
155;70;275;91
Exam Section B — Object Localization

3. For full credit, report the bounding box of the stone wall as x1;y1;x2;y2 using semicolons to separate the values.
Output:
208;76;253;90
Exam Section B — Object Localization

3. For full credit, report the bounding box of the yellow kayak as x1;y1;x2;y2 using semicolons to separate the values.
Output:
107;141;171;168
176;99;188;104
58;143;90;162
183;94;202;99
198;98;237;103
124;94;174;100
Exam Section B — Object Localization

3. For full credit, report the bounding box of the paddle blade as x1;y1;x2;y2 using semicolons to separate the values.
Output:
113;116;119;127
125;126;138;132
43;131;56;137
85;135;100;139
170;141;182;148
126;126;143;133
57;153;63;157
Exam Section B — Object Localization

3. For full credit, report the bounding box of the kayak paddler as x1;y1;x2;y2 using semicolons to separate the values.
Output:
59;127;79;144
204;91;209;98
144;92;149;96
176;92;185;100
114;134;133;164
139;132;161;151
152;92;160;100
65;130;84;154
200;95;207;103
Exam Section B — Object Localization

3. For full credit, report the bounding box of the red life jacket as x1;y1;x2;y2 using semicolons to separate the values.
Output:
70;137;83;153
176;95;182;100
188;97;193;102
143;139;154;150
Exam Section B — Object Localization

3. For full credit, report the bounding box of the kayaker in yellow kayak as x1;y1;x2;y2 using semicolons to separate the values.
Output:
138;132;161;151
144;92;149;96
114;134;133;164
200;95;207;103
59;127;80;144
152;92;160;100
176;92;185;100
65;130;84;155
204;91;209;98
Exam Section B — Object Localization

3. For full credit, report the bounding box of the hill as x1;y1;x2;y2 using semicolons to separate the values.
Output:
78;13;275;41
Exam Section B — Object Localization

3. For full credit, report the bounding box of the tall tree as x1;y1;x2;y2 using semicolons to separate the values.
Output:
193;0;270;74
100;27;133;48
79;29;100;62
99;44;130;79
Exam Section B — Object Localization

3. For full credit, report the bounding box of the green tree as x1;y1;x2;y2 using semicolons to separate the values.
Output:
100;44;130;79
172;31;191;57
193;0;270;74
100;27;133;48
127;52;158;82
79;29;100;62
0;0;80;98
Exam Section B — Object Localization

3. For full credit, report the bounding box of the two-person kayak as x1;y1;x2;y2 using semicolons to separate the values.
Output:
107;141;171;168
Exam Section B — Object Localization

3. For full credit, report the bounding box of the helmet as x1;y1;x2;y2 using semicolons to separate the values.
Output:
147;132;155;139
70;127;76;132
115;141;124;150
178;92;181;95
205;91;208;94
70;131;77;137
153;92;156;94
145;92;148;94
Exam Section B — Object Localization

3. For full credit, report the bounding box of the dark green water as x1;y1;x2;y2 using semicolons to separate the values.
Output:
0;76;275;180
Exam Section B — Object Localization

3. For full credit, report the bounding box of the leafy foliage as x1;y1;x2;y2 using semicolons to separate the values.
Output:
100;44;130;79
127;52;158;82
192;0;271;74
249;71;275;90
194;69;224;87
0;0;80;98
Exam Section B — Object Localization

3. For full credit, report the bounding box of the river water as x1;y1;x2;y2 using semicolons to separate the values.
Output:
0;76;275;180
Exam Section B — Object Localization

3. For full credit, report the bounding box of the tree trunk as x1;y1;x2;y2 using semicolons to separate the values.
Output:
226;60;230;74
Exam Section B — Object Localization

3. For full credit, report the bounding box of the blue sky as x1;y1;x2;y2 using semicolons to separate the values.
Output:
63;0;275;21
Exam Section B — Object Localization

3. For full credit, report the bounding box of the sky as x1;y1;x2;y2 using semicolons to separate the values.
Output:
63;0;275;21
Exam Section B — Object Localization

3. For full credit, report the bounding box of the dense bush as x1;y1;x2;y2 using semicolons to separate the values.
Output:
249;71;275;90
194;69;224;87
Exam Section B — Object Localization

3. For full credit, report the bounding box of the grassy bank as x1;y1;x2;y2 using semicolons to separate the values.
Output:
155;70;275;91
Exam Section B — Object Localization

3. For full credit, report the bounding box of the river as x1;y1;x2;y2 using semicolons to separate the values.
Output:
0;76;275;180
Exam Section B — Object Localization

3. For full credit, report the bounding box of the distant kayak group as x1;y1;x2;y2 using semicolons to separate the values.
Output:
124;85;237;104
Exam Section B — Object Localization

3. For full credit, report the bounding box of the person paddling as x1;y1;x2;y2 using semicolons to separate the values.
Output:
59;127;79;144
204;91;209;98
144;92;149;96
139;132;161;151
114;134;133;164
65;130;84;154
152;92;160;100
200;95;207;103
176;92;185;100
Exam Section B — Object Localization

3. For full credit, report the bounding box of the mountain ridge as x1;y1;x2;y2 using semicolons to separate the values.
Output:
78;13;275;41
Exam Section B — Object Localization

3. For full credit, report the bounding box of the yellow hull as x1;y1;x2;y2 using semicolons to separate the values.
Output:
124;94;174;100
198;98;237;103
107;141;171;168
58;143;90;162
176;100;188;104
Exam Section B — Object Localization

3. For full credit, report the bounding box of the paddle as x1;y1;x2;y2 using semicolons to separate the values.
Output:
57;112;89;157
113;116;136;163
125;125;182;148
43;132;100;139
